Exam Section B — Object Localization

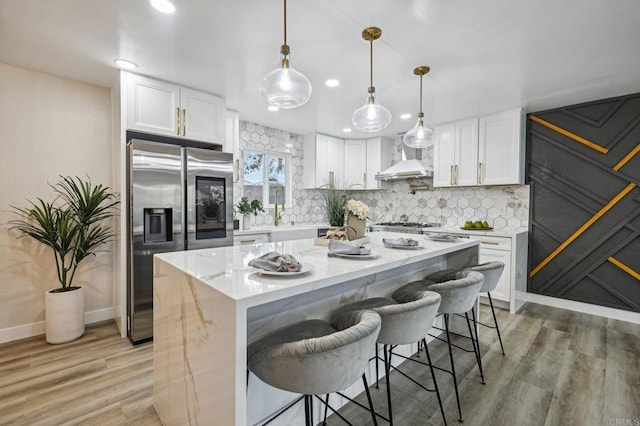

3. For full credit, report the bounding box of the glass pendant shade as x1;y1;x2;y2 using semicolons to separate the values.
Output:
261;60;312;109
403;119;434;148
352;95;392;132
403;65;432;148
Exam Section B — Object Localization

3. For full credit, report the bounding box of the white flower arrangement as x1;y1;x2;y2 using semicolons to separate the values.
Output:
346;199;370;220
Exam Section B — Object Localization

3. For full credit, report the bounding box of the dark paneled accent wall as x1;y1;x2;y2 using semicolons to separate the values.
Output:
527;93;640;312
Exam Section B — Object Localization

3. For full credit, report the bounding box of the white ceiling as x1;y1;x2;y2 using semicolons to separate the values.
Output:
1;0;639;139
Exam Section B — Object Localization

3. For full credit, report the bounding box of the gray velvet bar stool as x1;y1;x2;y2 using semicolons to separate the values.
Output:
247;310;382;426
393;270;485;423
328;289;447;425
462;261;506;355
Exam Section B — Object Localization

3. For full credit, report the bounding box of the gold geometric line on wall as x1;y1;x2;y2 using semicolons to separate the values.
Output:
530;115;609;154
530;182;637;277
608;257;640;280
613;143;640;171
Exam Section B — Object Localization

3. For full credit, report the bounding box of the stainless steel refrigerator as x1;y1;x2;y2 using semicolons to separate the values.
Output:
127;139;233;343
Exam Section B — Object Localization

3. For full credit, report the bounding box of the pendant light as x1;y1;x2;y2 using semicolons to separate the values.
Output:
403;66;434;148
352;27;392;133
260;0;312;109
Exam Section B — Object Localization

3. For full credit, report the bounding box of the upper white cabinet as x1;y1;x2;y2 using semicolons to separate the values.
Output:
303;133;345;188
343;139;367;188
365;137;392;190
478;109;525;186
433;109;523;187
126;73;225;145
303;134;391;189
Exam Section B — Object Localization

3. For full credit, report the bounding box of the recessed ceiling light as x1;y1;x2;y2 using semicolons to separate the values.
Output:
150;0;176;14
400;113;412;120
342;127;352;133
267;105;279;112
325;79;340;87
285;143;293;148
113;59;138;70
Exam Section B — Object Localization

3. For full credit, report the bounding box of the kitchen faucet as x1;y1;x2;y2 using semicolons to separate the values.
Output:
274;188;285;226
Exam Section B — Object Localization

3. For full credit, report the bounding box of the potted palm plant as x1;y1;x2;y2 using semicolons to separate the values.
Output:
10;176;119;344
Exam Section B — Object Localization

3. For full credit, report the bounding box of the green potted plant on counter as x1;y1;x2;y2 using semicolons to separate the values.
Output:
9;176;119;344
235;196;264;230
319;184;350;228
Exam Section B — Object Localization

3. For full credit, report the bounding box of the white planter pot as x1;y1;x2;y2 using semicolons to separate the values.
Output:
242;214;251;230
45;286;85;344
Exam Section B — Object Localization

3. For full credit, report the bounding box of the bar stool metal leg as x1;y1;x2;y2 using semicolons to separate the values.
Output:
470;307;485;384
444;314;464;423
362;374;379;426
422;337;447;425
465;311;485;384
487;292;506;355
384;344;394;426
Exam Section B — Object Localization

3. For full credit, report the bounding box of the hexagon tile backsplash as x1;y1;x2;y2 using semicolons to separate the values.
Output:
235;120;529;231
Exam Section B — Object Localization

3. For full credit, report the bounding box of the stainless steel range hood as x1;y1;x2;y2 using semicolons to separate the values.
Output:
376;145;434;181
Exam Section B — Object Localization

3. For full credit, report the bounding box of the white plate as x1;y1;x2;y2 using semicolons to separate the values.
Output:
427;237;460;242
252;264;313;276
331;252;378;259
383;243;422;250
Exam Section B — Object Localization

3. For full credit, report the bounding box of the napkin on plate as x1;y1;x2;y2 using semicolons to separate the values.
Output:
248;251;301;272
383;237;419;247
328;239;371;256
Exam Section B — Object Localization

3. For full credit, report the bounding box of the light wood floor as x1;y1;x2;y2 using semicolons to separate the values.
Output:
0;303;638;425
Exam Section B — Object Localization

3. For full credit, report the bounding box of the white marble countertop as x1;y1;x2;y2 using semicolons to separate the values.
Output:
423;226;528;238
155;231;479;307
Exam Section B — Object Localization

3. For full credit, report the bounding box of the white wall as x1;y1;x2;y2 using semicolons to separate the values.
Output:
0;62;114;343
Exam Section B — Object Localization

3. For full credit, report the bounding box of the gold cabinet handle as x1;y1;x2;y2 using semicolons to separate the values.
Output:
364;173;367;189
182;108;186;136
329;171;335;188
478;162;482;184
176;107;180;135
240;239;256;244
450;165;454;186
234;159;240;182
480;240;500;245
454;165;459;185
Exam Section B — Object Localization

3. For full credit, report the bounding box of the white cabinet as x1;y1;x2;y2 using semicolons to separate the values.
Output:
304;134;391;189
434;109;523;187
479;245;511;303
344;139;367;188
303;133;345;188
233;232;269;246
478;109;525;186
225;109;241;181
127;73;225;144
365;137;392;190
434;118;478;187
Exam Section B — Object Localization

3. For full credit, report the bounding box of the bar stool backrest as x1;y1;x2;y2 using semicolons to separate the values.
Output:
248;310;381;396
464;261;505;293
423;271;484;314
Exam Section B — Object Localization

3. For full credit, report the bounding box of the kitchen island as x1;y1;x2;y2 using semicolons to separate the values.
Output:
152;232;479;425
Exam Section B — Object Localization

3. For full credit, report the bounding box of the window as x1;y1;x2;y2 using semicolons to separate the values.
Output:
243;150;291;207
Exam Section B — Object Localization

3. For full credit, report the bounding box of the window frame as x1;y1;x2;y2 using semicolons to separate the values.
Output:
241;149;293;209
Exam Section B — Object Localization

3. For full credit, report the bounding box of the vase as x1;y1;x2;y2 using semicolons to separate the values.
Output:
242;214;251;230
346;214;366;241
45;286;85;344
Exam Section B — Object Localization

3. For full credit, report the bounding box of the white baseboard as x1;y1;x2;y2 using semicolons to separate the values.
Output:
0;306;115;344
526;293;640;325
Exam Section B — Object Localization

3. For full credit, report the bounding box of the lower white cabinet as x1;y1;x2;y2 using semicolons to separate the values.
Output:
479;245;511;303
233;232;269;246
446;230;528;313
